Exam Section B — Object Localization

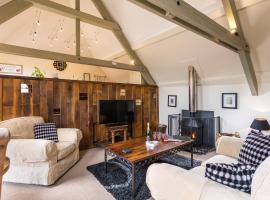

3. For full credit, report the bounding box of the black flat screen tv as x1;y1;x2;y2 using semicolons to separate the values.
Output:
98;100;135;124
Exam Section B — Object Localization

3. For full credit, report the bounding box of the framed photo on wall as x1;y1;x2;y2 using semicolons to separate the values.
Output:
222;93;238;109
0;63;23;74
168;95;177;107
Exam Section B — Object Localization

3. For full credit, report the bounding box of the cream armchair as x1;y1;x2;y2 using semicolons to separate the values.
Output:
147;136;270;200
0;116;82;185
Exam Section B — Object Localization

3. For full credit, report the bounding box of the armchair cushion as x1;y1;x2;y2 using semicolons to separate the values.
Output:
7;139;57;163
34;123;58;142
238;132;270;166
56;142;76;161
216;136;244;159
57;128;82;146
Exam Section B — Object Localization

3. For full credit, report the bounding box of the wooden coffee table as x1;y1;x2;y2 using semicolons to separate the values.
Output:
104;137;194;197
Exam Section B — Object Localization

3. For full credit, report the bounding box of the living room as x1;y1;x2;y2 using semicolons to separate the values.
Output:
0;0;269;200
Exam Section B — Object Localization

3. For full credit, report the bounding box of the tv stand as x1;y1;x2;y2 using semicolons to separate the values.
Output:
108;125;129;144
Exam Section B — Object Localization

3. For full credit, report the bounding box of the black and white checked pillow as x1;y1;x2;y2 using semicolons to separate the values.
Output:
238;132;270;166
205;163;257;193
33;123;58;143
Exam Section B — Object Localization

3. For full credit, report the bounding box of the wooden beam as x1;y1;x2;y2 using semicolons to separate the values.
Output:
75;0;80;57
25;0;120;31
0;0;32;25
222;0;258;96
91;0;156;85
0;43;142;72
129;0;248;52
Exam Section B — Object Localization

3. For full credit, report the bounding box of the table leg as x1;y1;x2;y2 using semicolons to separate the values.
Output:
105;149;107;174
124;130;127;141
132;164;135;198
112;132;115;144
191;143;194;168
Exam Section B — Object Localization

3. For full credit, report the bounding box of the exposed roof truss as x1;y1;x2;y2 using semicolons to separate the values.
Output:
0;0;156;85
129;0;258;95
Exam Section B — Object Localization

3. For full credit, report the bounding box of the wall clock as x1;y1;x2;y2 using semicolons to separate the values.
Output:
53;61;67;71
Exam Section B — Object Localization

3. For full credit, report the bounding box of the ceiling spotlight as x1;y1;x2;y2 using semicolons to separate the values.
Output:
81;49;84;53
32;39;36;44
37;20;40;26
34;31;37;37
112;61;117;66
73;41;76;46
130;60;135;65
55;36;58;41
60;27;63;33
88;46;91;49
81;33;84;37
230;28;237;34
67;46;70;49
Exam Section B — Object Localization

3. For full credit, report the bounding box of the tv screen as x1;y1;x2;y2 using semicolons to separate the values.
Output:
98;100;135;124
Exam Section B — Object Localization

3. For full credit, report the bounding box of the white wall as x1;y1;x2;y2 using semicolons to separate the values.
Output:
0;53;141;84
159;82;270;134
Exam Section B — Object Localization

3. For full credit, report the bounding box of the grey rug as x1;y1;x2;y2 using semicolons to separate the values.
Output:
87;154;201;200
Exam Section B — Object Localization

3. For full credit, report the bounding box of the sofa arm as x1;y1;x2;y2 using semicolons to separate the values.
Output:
146;163;207;200
57;128;82;146
216;136;244;159
7;139;57;164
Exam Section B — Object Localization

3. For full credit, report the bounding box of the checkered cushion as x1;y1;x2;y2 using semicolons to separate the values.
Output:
205;163;257;193
33;123;58;142
238;132;270;166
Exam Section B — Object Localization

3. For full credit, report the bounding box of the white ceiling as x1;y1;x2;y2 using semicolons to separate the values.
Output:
0;0;269;85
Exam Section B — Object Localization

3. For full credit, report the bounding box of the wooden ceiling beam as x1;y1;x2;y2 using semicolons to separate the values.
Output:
0;0;32;25
91;0;156;85
222;0;258;96
0;43;143;72
128;0;248;52
129;0;258;95
25;0;120;31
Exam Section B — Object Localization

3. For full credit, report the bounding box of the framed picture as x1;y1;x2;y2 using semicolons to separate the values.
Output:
222;93;238;109
0;63;23;74
83;73;91;81
168;95;177;107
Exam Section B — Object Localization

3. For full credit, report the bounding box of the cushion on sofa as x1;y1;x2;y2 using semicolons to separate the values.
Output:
34;123;58;142
205;163;257;193
56;142;76;161
238;132;270;166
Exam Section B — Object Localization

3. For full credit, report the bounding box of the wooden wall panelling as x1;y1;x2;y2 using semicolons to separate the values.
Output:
66;81;79;128
59;81;68;128
52;80;61;127
79;82;90;149
21;79;40;116
150;87;158;131
2;78;21;120
0;78;2;121
108;84;116;100
133;86;143;137
39;80;53;122
88;83;94;148
142;86;151;134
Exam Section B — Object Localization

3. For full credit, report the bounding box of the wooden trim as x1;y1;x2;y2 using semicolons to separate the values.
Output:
25;0;120;31
0;78;2;120
91;0;156;85
0;0;32;25
128;0;248;52
0;43;143;72
222;0;258;95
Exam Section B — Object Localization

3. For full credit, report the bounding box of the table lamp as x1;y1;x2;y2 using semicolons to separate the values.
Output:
250;118;270;134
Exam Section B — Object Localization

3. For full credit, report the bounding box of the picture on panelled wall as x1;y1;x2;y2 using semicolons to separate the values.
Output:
222;93;238;109
0;63;22;74
168;95;177;107
83;73;91;81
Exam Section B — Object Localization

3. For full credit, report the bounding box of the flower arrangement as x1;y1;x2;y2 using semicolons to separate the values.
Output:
31;67;45;78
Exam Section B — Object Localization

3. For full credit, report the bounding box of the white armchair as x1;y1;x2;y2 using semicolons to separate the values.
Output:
147;136;270;200
0;116;82;185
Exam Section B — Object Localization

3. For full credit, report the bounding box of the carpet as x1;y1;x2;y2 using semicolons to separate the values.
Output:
87;154;201;200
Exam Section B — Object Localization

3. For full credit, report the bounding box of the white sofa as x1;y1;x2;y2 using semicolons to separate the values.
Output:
0;116;82;185
147;136;270;200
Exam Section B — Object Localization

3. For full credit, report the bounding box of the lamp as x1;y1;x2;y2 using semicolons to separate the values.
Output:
250;118;270;133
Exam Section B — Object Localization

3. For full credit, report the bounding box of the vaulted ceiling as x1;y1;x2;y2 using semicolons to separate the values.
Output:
0;0;269;86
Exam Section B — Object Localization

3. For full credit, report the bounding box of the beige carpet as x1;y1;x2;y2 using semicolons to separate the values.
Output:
2;148;215;200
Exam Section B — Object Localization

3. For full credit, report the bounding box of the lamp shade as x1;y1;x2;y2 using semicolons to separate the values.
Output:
250;118;270;131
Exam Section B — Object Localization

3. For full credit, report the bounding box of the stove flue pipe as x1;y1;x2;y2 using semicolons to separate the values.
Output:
188;66;197;114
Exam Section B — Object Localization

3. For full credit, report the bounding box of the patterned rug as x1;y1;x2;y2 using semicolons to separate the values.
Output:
87;154;201;200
